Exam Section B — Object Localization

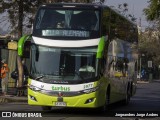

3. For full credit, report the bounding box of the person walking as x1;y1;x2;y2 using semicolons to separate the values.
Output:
1;59;9;96
141;68;146;81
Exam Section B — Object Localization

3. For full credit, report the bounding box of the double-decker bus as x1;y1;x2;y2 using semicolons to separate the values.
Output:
18;2;138;111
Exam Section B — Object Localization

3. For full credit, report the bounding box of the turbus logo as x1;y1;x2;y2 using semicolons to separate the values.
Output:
52;86;70;91
58;92;63;97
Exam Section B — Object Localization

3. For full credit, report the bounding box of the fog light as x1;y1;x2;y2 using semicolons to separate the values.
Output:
29;95;37;101
85;98;94;104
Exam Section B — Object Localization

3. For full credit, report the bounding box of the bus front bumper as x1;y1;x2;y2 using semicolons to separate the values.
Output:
28;89;105;108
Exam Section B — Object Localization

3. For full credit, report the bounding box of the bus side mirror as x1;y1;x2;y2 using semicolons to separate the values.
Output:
36;51;39;61
35;46;39;61
100;58;106;76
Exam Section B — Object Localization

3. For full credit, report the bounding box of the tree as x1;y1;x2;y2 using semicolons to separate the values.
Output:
143;0;160;43
0;34;10;38
0;0;47;88
141;0;160;66
117;3;137;22
143;0;160;21
139;27;160;65
118;3;128;15
0;0;47;37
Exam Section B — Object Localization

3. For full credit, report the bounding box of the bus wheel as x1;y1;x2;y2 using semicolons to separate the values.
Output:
99;90;110;113
42;106;52;111
122;88;131;105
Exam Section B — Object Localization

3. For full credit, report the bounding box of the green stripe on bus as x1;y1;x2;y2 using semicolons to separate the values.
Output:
96;36;105;58
18;35;31;56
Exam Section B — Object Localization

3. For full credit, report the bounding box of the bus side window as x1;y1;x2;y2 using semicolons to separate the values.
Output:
115;58;123;72
107;59;116;77
114;58;128;77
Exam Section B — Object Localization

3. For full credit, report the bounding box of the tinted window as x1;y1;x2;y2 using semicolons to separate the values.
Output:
33;8;100;39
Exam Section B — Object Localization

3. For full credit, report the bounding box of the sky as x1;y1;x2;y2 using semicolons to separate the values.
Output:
106;0;149;30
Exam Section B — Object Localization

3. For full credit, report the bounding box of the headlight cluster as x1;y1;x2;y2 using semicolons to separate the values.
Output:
29;85;42;92
82;86;99;94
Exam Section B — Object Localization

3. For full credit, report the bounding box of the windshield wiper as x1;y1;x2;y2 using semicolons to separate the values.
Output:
35;75;45;80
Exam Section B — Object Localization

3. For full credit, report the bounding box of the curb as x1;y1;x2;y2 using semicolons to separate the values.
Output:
137;79;160;84
137;81;149;84
0;96;27;104
0;97;9;104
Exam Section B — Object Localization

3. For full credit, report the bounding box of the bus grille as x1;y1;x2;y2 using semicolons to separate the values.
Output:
39;90;83;97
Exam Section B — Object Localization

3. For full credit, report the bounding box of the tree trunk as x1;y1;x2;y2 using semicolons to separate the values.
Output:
17;56;24;88
17;0;24;88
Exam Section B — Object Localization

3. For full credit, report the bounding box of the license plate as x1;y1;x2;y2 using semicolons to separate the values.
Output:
55;102;66;106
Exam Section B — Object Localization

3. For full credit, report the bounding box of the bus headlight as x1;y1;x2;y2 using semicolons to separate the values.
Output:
29;85;42;92
82;86;99;94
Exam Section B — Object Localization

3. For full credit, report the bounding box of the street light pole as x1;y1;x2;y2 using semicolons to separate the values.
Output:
140;56;141;80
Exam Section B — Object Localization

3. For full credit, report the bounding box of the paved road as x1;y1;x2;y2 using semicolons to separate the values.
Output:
0;80;160;120
112;80;160;111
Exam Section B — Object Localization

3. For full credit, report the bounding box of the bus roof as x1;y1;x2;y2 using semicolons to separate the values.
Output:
108;6;137;27
39;2;137;28
39;2;103;9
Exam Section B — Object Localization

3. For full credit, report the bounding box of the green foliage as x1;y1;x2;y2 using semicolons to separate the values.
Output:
0;0;47;36
141;0;160;66
118;3;128;15
117;3;137;22
139;27;160;65
143;0;160;21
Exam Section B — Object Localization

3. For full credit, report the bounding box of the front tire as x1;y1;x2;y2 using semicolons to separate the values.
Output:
122;87;131;105
42;106;52;111
99;90;110;113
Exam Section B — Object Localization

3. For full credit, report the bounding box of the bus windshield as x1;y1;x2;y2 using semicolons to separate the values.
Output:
33;8;100;39
30;45;98;82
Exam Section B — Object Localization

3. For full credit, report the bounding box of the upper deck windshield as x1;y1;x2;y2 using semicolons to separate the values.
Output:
30;45;99;83
33;7;100;39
